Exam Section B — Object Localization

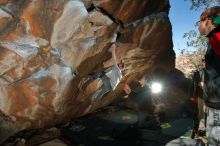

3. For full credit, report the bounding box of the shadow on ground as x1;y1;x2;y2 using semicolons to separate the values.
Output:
3;105;204;146
60;106;194;146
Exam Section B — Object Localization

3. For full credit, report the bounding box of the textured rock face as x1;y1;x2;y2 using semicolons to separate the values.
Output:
0;0;175;143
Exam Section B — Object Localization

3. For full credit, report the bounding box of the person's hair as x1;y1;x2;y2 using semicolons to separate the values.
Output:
200;6;220;22
118;60;124;69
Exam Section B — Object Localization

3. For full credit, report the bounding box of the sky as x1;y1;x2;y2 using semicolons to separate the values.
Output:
169;0;203;55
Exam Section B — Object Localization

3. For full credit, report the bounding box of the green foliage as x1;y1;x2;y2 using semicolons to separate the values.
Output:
183;30;208;51
191;48;206;70
185;0;220;10
181;48;206;72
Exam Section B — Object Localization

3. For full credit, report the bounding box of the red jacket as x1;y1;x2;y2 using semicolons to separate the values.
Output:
210;31;220;58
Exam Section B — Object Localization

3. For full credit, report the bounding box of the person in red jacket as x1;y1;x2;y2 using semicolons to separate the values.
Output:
199;6;220;146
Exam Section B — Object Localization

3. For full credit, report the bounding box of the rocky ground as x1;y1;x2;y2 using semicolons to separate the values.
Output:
2;102;205;146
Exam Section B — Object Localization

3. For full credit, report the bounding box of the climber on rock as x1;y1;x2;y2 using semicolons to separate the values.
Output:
91;33;123;101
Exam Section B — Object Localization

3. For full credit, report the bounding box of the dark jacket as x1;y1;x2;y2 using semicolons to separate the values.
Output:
204;26;220;109
128;86;155;112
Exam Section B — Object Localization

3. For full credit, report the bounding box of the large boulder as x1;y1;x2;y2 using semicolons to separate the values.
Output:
0;0;175;143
